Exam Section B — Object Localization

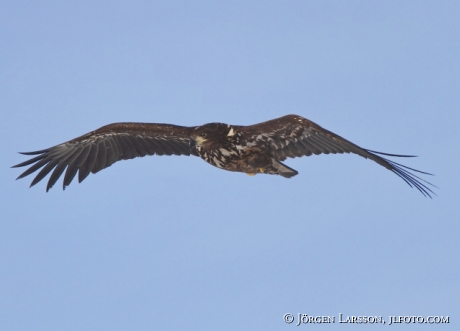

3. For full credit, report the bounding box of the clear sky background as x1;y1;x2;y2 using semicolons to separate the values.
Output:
1;1;459;330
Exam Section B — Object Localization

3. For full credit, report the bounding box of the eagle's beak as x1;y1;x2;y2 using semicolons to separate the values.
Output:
193;136;206;146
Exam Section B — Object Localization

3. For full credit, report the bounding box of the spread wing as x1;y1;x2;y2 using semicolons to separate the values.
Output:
12;123;197;191
239;114;435;197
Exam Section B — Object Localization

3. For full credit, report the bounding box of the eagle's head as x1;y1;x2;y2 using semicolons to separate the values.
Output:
191;123;234;150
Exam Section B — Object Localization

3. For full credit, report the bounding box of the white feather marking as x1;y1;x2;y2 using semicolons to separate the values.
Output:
213;158;223;167
219;149;231;156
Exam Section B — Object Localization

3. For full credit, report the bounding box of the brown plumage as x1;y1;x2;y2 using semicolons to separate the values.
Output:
12;115;435;197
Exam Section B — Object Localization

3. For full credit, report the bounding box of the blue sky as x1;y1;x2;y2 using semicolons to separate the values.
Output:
1;1;459;330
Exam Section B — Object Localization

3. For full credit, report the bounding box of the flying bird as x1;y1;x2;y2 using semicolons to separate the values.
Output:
12;115;435;197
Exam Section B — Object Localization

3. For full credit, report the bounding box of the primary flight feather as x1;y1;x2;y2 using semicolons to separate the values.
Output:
12;115;435;197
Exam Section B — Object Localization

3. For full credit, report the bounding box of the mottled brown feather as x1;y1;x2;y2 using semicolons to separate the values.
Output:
13;123;196;191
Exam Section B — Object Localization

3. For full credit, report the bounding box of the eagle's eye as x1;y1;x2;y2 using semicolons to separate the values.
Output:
200;133;207;138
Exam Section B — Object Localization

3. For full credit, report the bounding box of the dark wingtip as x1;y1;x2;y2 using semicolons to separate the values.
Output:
365;149;434;176
385;158;436;198
366;149;418;158
19;149;49;156
363;149;437;198
12;150;50;168
12;163;29;169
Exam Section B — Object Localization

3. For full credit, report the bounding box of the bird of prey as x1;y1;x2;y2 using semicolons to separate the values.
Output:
12;114;435;197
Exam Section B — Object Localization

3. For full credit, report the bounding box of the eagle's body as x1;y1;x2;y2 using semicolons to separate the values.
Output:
13;115;434;197
192;123;296;177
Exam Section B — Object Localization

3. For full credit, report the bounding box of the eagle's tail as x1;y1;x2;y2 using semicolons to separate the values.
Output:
271;160;298;178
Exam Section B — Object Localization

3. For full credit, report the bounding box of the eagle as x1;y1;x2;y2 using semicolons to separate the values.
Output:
12;114;435;197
